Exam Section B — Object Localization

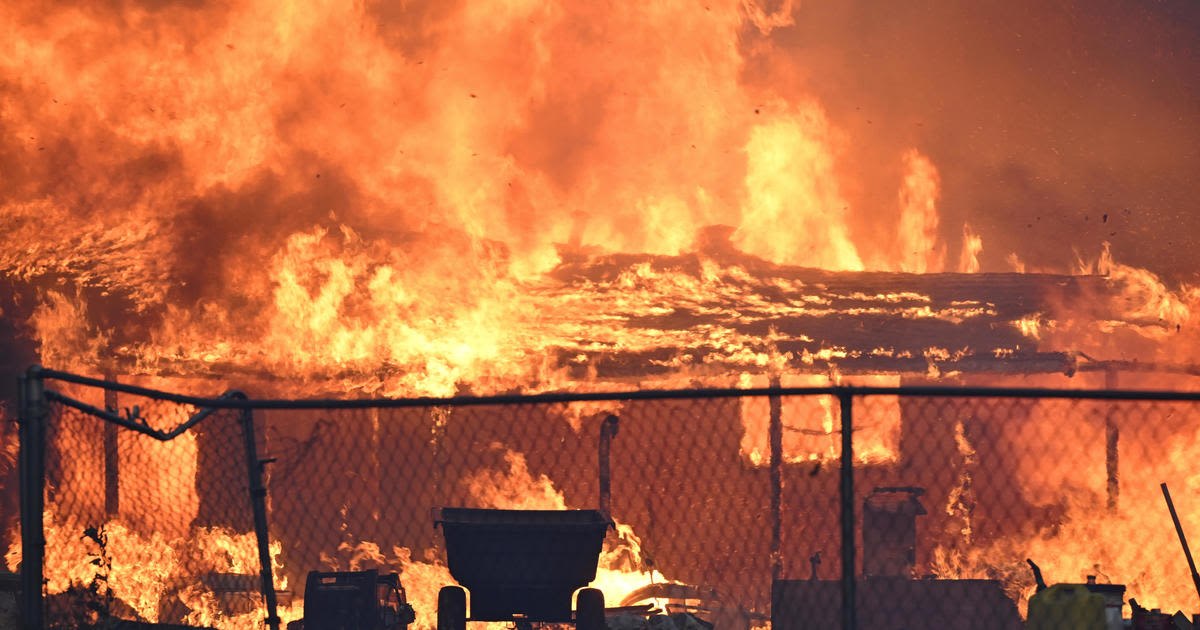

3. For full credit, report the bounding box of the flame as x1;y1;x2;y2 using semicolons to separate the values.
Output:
1;379;300;629
464;449;568;511
1089;243;1194;331
1015;314;1044;340
2;0;1199;625
927;394;1200;618
0;0;986;397
896;150;945;274
959;223;983;273
6;507;293;629
28;291;110;370
461;449;671;605
739;374;901;465
1030;244;1199;365
735;104;863;271
945;421;978;543
304;448;671;629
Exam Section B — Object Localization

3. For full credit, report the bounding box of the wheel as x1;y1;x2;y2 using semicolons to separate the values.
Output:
437;585;467;630
575;587;605;630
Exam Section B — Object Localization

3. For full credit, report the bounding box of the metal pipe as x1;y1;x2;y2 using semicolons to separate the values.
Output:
239;404;281;630
18;365;46;630
1161;482;1200;606
839;390;856;630
769;376;783;581
598;415;619;518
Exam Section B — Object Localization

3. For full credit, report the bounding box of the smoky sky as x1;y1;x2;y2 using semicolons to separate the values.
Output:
749;0;1200;283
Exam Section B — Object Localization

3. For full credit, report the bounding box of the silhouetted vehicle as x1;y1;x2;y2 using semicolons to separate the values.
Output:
433;508;612;630
286;570;416;630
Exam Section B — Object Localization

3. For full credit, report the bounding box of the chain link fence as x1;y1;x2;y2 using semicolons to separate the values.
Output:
39;401;265;629
14;368;1200;630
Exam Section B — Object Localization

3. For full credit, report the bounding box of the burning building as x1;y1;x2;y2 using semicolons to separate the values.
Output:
0;0;1198;629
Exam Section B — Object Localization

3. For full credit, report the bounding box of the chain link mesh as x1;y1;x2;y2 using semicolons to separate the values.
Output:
24;382;1200;630
35;393;265;630
260;398;787;630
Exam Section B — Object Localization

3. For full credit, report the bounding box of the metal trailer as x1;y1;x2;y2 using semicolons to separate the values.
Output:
433;508;612;630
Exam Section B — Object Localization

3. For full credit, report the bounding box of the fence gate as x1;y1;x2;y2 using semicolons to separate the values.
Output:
17;367;279;630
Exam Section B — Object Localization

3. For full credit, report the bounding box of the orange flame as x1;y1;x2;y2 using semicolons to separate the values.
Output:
2;1;1198;626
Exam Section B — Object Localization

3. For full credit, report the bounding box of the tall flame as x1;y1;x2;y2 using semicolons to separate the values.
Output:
0;0;980;397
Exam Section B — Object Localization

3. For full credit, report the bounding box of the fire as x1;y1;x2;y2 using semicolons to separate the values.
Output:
897;150;944;274
6;508;294;629
739;374;902;465
0;0;980;397
736;104;863;271
1;0;1198;627
297;449;670;630
959;223;983;274
462;450;671;606
928;395;1200;617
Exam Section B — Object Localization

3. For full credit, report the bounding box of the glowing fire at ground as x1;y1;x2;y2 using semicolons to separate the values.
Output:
311;451;669;630
929;397;1200;617
5;447;668;630
6;510;292;630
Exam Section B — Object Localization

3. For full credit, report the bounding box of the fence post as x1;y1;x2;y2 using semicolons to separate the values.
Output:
1105;367;1120;512
239;406;281;630
17;365;46;630
103;373;120;517
838;390;855;630
598;414;619;518
769;376;783;581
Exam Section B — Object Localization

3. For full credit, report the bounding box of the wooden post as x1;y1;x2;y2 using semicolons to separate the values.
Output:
839;391;856;630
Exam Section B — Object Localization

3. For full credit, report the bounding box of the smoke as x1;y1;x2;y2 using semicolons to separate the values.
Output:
749;0;1200;283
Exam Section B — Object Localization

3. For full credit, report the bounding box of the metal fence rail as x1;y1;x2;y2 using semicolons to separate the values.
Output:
15;365;1200;630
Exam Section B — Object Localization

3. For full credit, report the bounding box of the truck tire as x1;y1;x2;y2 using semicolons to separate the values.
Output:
438;586;467;630
576;588;605;630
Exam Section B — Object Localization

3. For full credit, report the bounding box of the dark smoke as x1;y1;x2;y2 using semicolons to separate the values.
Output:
749;0;1200;283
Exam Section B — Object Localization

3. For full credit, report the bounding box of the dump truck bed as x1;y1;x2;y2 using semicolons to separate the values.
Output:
434;508;612;621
